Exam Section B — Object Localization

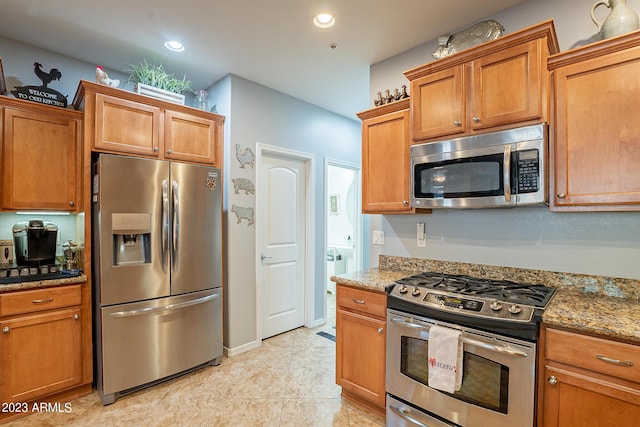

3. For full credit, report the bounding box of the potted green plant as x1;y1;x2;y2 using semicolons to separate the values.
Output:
125;60;192;105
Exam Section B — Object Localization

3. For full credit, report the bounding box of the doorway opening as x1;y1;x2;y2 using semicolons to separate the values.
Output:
325;159;362;326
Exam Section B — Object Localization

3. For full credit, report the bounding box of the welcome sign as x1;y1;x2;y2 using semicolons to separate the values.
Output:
10;61;68;108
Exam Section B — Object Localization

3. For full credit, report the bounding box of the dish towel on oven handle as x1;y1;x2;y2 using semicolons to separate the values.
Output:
428;325;463;393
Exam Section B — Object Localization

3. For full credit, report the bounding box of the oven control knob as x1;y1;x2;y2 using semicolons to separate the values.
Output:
398;285;408;294
490;300;503;311
508;304;523;315
411;287;421;297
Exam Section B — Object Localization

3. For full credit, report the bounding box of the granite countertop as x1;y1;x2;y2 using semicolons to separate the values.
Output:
332;256;640;344
0;274;87;293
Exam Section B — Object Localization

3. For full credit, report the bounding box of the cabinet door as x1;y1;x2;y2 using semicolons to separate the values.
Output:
336;308;386;407
0;307;82;403
94;93;161;156
542;365;640;427
551;46;640;210
164;110;221;165
411;65;465;141
471;40;542;131
362;108;412;213
1;107;80;211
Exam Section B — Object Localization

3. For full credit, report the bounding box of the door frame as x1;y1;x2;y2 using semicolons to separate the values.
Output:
255;143;316;343
324;158;363;318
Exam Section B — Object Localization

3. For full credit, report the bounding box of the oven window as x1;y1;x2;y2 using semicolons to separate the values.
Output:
400;336;509;414
414;154;503;199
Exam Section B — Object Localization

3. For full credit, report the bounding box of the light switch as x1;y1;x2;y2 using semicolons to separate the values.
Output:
373;230;385;245
417;222;426;247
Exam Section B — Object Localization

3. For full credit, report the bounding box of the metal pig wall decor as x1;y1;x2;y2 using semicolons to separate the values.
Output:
11;61;68;107
231;204;254;226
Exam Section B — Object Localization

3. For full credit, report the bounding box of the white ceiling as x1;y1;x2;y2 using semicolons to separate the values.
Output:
0;0;524;119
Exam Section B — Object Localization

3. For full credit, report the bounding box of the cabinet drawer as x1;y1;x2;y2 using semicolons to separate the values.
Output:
336;285;386;318
0;285;81;317
546;328;640;383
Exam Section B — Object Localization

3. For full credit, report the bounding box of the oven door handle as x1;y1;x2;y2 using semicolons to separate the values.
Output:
390;317;528;358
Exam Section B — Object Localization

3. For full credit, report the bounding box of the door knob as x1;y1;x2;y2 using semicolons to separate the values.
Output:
472;116;481;123
453;120;462;127
557;193;567;199
167;149;173;155
548;376;558;385
2;327;9;334
260;254;272;261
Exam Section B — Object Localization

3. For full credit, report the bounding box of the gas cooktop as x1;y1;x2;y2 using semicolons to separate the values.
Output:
388;271;556;338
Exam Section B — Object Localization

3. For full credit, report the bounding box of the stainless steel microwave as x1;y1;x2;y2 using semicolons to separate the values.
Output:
411;124;547;208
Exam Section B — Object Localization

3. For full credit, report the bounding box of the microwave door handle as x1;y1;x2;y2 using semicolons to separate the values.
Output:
161;180;170;273
504;145;512;203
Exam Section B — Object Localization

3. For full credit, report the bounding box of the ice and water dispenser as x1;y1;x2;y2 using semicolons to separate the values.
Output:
111;213;151;266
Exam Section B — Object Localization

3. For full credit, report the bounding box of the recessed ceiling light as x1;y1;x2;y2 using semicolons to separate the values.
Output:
164;40;185;52
313;13;335;28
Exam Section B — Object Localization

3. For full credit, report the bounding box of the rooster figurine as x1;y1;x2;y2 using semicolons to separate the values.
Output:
33;62;62;88
95;65;120;87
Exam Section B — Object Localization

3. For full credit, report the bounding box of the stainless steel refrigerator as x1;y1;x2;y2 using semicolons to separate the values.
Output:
92;154;223;405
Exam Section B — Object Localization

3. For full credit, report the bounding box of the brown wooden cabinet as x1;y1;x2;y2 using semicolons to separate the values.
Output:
0;97;82;211
0;284;90;423
538;325;640;427
405;20;558;143
358;99;425;214
548;31;640;211
336;284;386;414
74;80;224;166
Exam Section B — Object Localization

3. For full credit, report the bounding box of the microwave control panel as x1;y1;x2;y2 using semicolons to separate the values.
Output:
515;149;539;193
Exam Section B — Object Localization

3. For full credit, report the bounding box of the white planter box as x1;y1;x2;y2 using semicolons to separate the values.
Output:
134;83;185;105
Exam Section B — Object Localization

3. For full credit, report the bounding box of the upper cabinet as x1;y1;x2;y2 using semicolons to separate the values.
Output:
74;80;224;166
1;96;82;211
405;20;559;143
548;31;640;211
358;99;425;214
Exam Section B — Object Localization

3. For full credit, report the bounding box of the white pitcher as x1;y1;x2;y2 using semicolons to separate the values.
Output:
592;0;640;39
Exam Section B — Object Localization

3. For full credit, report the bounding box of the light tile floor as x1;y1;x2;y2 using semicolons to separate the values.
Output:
8;293;384;426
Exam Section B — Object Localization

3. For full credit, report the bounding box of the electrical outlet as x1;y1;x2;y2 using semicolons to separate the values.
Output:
373;230;385;245
417;222;426;247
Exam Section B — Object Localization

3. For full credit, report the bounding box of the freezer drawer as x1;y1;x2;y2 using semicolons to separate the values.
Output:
96;288;222;404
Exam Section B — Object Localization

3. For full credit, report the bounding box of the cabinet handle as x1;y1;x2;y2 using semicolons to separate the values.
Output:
167;149;173;155
32;298;53;304
596;354;634;367
377;328;384;334
472;116;481;123
557;193;567;199
68;201;75;207
153;147;159;152
73;314;80;320
402;200;409;206
453;120;462;127
352;299;366;305
548;376;558;385
2;327;9;334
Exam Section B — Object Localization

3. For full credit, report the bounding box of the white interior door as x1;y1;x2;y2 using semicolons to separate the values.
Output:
258;153;307;339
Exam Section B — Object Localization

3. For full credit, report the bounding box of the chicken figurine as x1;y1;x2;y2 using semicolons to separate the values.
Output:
95;65;120;87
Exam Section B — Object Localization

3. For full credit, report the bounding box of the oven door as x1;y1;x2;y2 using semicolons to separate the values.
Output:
386;309;536;427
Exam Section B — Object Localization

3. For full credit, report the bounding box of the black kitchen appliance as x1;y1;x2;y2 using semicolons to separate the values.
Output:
12;219;58;267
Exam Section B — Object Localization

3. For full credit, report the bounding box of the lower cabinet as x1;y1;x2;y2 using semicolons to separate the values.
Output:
0;284;88;422
538;325;640;426
335;285;386;413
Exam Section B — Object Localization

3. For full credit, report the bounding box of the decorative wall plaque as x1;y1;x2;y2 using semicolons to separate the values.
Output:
11;62;67;107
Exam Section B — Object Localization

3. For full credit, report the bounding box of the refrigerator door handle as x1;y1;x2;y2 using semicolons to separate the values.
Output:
161;179;170;273
108;293;219;318
172;180;180;272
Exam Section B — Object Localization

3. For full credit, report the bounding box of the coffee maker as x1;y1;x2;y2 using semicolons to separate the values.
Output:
12;219;58;267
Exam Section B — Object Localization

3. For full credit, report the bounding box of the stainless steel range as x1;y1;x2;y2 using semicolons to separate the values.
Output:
386;272;555;427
